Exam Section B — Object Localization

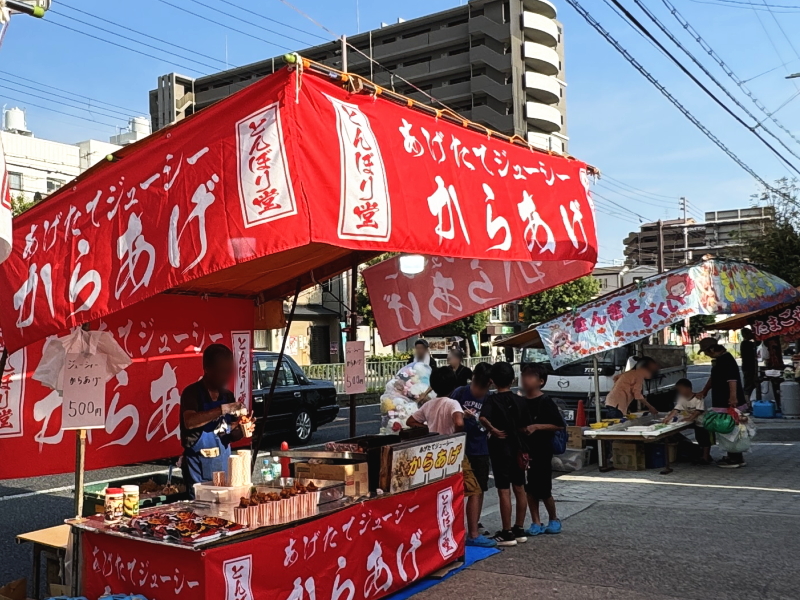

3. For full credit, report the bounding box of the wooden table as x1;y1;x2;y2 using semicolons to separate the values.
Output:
586;421;693;474
16;524;70;600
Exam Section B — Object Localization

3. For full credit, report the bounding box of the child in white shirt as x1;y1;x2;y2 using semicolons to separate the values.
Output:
664;378;712;464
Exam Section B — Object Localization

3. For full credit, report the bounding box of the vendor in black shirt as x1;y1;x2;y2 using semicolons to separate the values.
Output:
698;338;747;468
180;344;254;493
448;347;473;388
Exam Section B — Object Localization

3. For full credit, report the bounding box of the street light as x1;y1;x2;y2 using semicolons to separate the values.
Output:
399;254;425;275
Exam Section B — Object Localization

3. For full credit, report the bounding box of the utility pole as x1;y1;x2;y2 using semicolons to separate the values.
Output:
680;197;689;265
657;219;668;344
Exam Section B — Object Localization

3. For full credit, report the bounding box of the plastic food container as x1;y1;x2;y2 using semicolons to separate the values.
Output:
193;482;252;504
552;448;592;473
122;485;140;518
104;488;124;524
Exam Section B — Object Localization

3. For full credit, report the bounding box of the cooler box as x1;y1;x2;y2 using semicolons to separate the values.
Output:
752;400;777;419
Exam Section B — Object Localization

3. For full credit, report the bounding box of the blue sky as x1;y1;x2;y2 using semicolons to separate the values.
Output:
2;0;800;263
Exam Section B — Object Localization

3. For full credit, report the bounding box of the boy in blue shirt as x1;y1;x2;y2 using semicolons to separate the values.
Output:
451;362;496;548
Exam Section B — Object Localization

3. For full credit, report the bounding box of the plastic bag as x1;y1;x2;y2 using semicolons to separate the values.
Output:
700;411;736;434
379;362;436;435
716;423;752;453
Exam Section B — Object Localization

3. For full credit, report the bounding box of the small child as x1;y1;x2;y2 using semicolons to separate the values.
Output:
406;367;464;435
479;362;530;547
663;378;712;464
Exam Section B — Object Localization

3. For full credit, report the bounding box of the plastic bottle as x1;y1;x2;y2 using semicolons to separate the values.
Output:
261;453;274;482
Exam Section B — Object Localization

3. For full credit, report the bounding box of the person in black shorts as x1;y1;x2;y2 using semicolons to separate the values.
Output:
520;363;565;536
480;362;530;547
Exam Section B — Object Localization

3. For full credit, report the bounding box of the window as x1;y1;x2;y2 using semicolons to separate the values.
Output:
8;172;22;191
257;357;296;388
46;178;64;193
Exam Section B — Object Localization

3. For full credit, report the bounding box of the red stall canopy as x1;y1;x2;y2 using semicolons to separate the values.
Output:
0;62;597;352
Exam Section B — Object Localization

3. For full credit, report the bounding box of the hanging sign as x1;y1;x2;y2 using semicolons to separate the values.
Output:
344;340;366;394
61;352;108;430
538;260;798;369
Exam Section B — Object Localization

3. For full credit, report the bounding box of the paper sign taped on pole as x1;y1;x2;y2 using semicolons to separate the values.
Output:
345;340;366;394
61;352;108;430
33;328;131;393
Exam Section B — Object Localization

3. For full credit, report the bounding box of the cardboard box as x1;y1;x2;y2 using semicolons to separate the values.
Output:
567;426;587;449
0;578;26;600
611;442;645;471
294;462;369;497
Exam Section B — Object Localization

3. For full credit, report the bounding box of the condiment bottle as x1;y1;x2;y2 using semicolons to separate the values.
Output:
122;485;140;518
104;488;124;524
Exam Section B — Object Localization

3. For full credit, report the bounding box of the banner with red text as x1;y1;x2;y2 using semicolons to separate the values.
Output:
0;66;595;354
82;474;465;600
751;301;800;341
0;294;253;480
363;257;593;345
538;260;797;368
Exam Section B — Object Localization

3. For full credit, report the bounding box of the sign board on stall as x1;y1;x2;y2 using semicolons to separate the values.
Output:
382;433;466;493
344;341;366;394
61;352;108;430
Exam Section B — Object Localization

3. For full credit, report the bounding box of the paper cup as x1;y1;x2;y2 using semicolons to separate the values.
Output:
234;507;249;527
259;503;269;527
248;505;260;528
212;471;227;487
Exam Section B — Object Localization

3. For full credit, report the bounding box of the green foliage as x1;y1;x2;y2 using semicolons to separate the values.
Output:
518;277;600;324
11;193;35;216
745;178;800;286
448;311;490;339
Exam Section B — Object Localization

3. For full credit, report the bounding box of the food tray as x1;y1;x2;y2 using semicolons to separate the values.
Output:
257;478;345;505
83;473;188;517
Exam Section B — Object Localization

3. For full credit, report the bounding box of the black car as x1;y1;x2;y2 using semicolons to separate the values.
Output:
251;352;339;444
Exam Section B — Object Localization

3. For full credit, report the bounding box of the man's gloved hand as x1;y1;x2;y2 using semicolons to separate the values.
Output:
221;402;247;417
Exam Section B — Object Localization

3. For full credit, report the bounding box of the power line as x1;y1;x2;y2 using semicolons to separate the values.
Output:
58;4;231;70
0;69;144;115
593;191;655;221
758;0;800;62
0;93;121;129
41;18;207;75
49;9;222;73
631;0;800;168
0;82;131;123
661;0;800;150
213;0;328;41
596;182;681;211
601;174;679;201
689;0;800;11
607;0;800;176
565;0;781;195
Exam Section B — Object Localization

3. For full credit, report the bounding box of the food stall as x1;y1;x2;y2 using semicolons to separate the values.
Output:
529;259;798;472
72;432;466;600
0;54;600;599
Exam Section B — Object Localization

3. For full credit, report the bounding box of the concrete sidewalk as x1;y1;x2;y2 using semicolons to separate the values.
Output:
420;429;800;600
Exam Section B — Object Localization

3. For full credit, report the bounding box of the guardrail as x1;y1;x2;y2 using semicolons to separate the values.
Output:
302;356;507;394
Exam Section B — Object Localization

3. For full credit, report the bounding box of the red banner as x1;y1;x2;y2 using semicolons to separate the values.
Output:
752;302;800;341
363;257;593;345
0;66;595;353
0;294;253;479
82;475;465;600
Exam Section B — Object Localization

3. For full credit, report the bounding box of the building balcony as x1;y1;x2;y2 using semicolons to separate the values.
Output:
523;42;560;76
526;131;564;153
522;11;559;47
525;101;563;133
523;0;557;19
524;71;561;104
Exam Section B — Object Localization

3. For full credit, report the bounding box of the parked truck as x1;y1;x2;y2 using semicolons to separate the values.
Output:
513;340;687;424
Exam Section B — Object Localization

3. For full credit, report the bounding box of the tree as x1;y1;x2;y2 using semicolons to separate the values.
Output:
745;177;800;286
518;276;600;324
447;310;490;357
11;193;35;217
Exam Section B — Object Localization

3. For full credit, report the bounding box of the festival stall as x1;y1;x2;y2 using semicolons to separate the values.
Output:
531;259;798;471
0;56;599;600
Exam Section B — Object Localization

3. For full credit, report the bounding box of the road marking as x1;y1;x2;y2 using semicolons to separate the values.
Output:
559;474;800;494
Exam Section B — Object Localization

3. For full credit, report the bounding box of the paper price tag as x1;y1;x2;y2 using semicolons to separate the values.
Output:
61;352;108;430
344;341;366;394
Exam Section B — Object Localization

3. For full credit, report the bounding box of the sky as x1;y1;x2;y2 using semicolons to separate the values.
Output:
2;0;800;265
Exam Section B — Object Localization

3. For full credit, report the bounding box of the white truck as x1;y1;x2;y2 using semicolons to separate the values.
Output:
519;343;687;424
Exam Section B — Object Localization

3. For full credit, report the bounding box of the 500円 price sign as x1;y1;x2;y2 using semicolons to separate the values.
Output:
61;352;108;430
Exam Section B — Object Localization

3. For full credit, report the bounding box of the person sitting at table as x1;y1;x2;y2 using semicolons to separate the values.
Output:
663;378;712;465
180;344;254;494
605;357;660;418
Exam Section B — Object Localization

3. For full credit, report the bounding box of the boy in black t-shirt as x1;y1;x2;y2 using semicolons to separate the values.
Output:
520;363;565;536
480;362;530;547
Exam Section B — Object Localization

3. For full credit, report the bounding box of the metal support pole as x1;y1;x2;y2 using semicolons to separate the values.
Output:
341;35;347;72
593;355;605;468
349;263;358;438
250;279;301;474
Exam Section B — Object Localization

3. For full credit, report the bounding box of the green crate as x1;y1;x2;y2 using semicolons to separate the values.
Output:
82;472;189;518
